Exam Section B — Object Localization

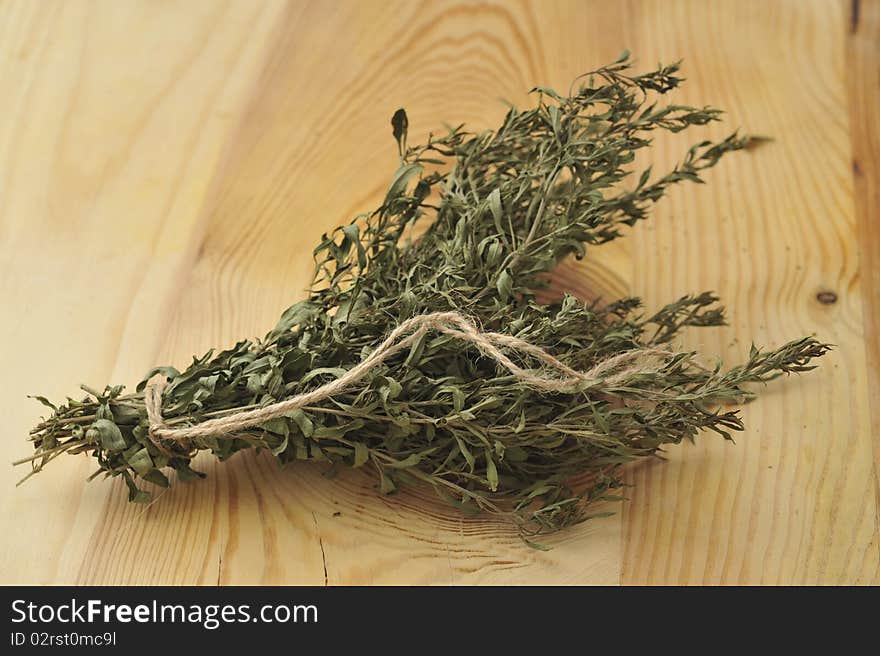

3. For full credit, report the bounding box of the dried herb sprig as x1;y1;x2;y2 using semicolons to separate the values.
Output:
20;53;829;539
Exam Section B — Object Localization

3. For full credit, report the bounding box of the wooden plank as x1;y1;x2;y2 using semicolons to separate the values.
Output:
1;0;875;585
0;0;290;584
622;0;878;584
847;0;880;585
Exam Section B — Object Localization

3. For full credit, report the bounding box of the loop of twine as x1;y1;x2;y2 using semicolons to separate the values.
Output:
145;311;668;448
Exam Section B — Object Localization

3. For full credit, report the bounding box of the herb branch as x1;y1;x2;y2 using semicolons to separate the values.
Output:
21;54;829;539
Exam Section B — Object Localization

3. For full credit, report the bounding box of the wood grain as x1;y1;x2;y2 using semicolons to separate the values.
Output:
848;0;880;586
621;0;878;585
0;0;876;585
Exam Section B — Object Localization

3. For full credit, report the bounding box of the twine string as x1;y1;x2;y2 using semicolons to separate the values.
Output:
145;311;667;447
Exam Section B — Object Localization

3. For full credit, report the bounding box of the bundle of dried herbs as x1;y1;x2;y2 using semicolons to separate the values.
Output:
20;53;828;540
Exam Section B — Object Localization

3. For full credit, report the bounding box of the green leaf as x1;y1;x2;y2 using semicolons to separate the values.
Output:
404;330;427;368
488;188;504;235
391;108;408;154
136;366;180;393
386;452;424;469
312;419;364;440
342;224;367;269
291;434;309;460
176;464;207;483
141;469;170;488
285;409;314;438
127;448;154;477
122;472;151;504
485;450;499;491
530;86;563;102
383;163;422;206
496;268;513;302
262;417;289;436
548;104;560;135
269;301;316;337
92;419;126;451
453;434;475;472
280;349;311;379
451;387;465;413
110;404;141;425
301;367;348;385
270;435;289;457
29;395;58;411
523;537;553;551
353;442;369;468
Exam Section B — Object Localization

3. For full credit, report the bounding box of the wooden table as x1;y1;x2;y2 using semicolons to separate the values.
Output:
1;0;877;585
